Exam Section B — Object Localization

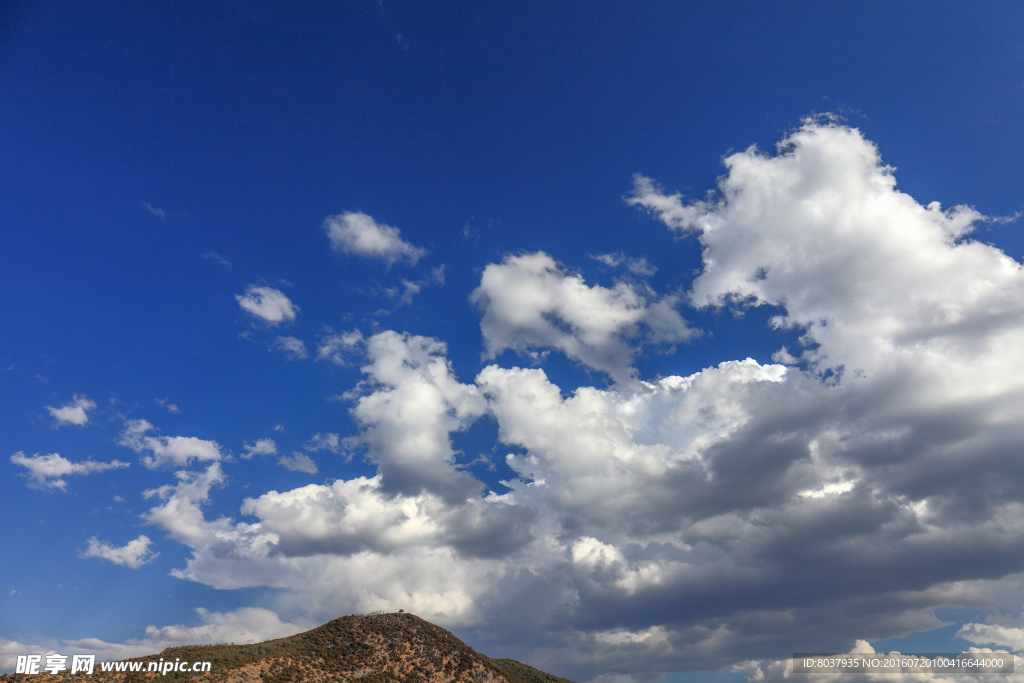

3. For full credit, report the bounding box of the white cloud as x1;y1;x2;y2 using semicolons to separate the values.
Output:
306;432;343;454
316;329;364;366
470;252;695;382
119;419;222;469
52;608;304;666
137;607;303;648
242;438;277;459
46;395;96;427
80;535;158;569
324;211;426;266
591;252;657;276
273;335;308;360
142;463;232;548
10;452;129;490
959;622;1024;651
0;637;57;673
84;120;1024;683
628;117;1021;382
347;331;488;500
155;397;181;414
278;451;318;474
235;285;298;325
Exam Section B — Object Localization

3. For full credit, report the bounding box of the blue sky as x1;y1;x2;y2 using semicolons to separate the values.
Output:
3;2;1024;681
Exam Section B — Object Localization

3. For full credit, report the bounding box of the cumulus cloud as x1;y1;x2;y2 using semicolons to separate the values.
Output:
471;252;695;382
80;535;158;569
348;331;488;501
235;285;298;325
239;475;532;561
628;117;1020;381
119;419;222;469
273;336;308;360
46;395;96;427
324;211;426;266
11;452;129;490
142;463;231;548
103;120;1024;682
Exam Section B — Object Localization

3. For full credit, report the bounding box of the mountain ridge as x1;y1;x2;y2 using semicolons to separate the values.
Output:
1;613;576;683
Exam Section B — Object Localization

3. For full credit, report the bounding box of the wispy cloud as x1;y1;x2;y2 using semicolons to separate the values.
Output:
278;451;318;474
306;432;343;455
273;336;308;360
141;201;166;219
201;251;232;269
324;211;426;266
11;452;129;490
155;397;181;414
591;252;657;276
315;329;363;366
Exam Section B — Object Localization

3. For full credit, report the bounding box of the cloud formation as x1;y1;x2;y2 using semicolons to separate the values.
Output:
10;452;129;490
46;395;96;427
54;609;302;667
241;438;277;459
591;252;657;277
0;606;301;672
315;330;363;366
59;119;1024;682
119;419;223;469
80;535;158;569
959;622;1024;651
235;286;298;325
277;452;318;474
471;252;694;382
324;211;426;266
273;336;308;360
348;331;488;501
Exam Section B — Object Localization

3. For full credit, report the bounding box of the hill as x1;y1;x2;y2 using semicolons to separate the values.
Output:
0;613;575;683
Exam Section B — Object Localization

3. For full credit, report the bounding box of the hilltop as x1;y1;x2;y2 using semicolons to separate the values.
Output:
0;613;575;683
